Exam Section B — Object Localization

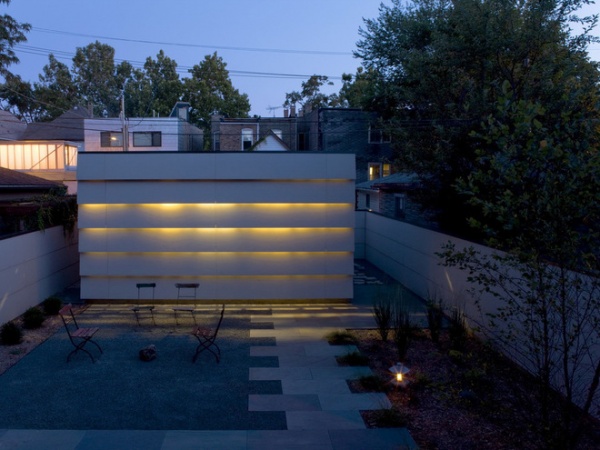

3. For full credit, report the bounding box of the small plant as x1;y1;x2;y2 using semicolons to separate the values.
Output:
392;307;412;361
426;295;445;344
22;306;46;329
337;350;369;366
42;296;63;315
358;374;388;392
372;294;393;341
325;330;357;345
1;321;22;345
449;307;468;351
370;406;409;427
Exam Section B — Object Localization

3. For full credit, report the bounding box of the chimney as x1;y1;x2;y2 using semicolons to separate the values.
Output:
290;105;296;117
284;108;289;118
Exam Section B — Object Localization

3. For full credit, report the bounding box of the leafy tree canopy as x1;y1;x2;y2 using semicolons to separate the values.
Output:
354;0;600;233
0;0;30;77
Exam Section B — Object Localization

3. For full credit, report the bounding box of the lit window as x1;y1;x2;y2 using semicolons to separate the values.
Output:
368;163;382;181
133;132;162;147
100;132;123;147
242;128;253;151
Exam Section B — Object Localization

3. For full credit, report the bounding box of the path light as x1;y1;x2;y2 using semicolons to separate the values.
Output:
389;362;410;387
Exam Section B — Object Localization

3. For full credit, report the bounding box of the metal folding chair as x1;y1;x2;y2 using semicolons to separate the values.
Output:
191;304;225;363
131;283;156;325
172;283;199;324
58;304;103;363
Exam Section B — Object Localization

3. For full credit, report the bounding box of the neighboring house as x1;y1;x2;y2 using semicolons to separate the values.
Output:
210;107;393;183
0;167;65;236
84;103;203;152
211;112;297;151
0;107;89;193
356;172;434;228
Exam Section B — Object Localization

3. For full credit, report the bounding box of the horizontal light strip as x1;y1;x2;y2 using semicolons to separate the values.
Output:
80;203;352;209
81;251;352;256
80;227;352;232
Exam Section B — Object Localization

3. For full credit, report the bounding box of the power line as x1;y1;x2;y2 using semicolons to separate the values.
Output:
14;45;343;81
32;27;352;57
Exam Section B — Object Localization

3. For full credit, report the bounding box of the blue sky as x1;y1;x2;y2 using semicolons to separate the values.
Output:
4;0;599;117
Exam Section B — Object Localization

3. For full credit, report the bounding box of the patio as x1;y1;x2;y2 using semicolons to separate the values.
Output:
0;261;423;449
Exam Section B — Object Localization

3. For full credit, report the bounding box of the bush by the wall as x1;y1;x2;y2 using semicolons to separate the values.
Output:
1;321;22;345
42;296;63;315
22;307;45;329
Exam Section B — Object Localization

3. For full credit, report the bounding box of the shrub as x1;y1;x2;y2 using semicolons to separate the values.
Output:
426;296;445;344
325;330;357;345
23;307;45;329
449;308;468;351
392;308;411;361
370;406;409;427
372;296;393;342
1;321;22;345
337;350;369;366
42;296;63;315
358;374;388;392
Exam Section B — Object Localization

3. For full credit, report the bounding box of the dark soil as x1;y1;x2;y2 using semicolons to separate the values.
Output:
347;329;600;450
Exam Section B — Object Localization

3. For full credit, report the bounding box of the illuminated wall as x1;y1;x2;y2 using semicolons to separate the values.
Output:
77;152;355;302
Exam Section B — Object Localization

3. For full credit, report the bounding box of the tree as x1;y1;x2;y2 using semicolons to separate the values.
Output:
284;75;338;111
182;52;250;144
33;54;78;121
0;72;35;121
0;0;30;77
440;93;600;448
125;50;182;118
72;41;132;117
355;0;599;232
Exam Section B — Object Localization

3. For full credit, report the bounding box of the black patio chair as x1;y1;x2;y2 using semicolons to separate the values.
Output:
191;304;225;363
131;283;156;325
58;304;103;363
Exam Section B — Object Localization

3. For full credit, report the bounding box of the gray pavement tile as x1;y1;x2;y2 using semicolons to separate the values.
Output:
248;394;321;411
250;344;306;357
304;344;358;357
328;428;419;450
76;430;165;450
310;366;374;380
286;410;366;430
277;354;338;368
247;430;333;450
249;367;313;381
0;430;85;450
161;431;246;450
318;393;392;410
282;379;351;395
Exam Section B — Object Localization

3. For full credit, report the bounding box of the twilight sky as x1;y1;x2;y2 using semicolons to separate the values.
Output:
4;0;599;117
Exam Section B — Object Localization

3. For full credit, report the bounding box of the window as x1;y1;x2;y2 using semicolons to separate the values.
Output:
242;128;253;151
382;163;391;178
298;132;308;150
133;132;162;147
366;194;371;209
100;132;123;147
368;163;381;181
395;194;406;218
368;126;391;144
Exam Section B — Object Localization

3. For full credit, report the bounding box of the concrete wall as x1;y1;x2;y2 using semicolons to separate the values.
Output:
77;152;355;302
0;226;79;325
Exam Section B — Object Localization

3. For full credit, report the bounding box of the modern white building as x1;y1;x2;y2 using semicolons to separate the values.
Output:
77;152;355;302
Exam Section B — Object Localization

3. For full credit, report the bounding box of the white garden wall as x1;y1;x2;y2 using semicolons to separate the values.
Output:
0;226;79;324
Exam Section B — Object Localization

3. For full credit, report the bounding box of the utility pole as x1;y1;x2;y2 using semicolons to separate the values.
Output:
121;86;128;152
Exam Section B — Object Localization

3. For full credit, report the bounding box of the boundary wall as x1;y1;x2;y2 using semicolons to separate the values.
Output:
0;226;79;324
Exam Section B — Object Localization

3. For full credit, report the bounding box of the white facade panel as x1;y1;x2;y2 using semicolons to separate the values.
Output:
78;204;354;229
78;152;355;302
77;180;354;204
79;228;353;253
77;152;355;181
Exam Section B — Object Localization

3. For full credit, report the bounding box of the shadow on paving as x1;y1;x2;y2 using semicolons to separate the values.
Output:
0;306;285;431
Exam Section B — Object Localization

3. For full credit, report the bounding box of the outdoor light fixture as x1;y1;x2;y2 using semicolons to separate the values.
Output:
389;362;410;387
